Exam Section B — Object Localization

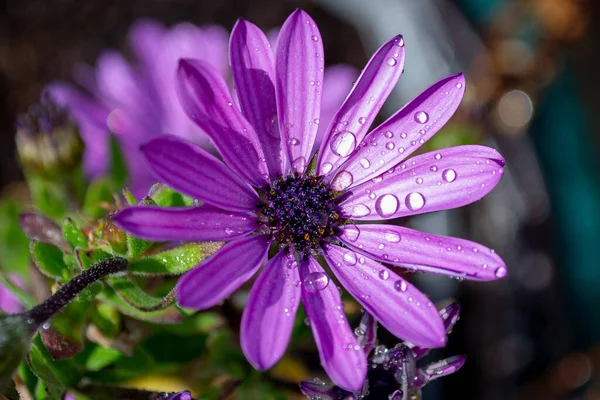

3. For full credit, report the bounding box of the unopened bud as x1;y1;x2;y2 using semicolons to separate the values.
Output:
16;95;83;177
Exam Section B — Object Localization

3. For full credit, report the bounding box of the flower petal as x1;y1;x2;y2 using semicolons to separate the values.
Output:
332;74;466;190
113;205;257;242
337;224;507;281
300;257;367;391
176;59;268;186
340;145;505;219
141;135;259;212
230;18;282;176
176;235;269;309
323;244;445;348
318;35;406;176
241;250;301;370
275;9;324;173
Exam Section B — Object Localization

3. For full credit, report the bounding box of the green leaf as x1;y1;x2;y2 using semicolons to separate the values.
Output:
122;188;136;205
62;218;88;249
148;184;193;207
0;201;30;275
82;178;114;219
88;303;121;338
27;176;67;219
75;248;112;270
108;137;127;189
0;315;30;393
27;336;79;388
82;345;123;371
129;242;223;276
98;286;181;323
30;241;69;280
108;276;175;312
34;379;65;400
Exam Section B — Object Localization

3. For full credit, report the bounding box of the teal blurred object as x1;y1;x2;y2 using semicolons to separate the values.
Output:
530;62;600;347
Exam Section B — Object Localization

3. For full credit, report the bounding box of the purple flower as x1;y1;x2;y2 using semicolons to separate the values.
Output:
46;19;356;197
0;275;23;314
113;10;506;391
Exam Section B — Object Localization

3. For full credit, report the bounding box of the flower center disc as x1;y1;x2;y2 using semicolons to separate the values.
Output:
259;175;340;252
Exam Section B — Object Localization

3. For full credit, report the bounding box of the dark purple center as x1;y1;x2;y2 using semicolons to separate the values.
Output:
258;175;340;252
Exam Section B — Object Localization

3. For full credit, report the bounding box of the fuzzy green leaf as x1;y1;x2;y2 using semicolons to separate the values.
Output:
62;218;88;249
30;241;69;280
108;276;175;312
129;242;223;276
27;336;79;388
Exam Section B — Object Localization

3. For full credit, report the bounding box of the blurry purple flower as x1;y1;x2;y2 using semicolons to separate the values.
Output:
163;391;192;400
0;275;24;314
301;303;466;399
46;19;357;196
113;9;506;391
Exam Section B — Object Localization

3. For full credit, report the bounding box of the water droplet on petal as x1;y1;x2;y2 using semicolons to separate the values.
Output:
387;57;397;67
351;204;370;217
442;168;457;182
379;269;390;280
321;162;333;174
375;194;399;218
386;142;395;150
330;131;357;157
289;138;300;146
311;35;319;41
359;158;371;169
343;225;360;242
384;231;401;243
405;192;425;211
434;153;442;160
430;165;438;172
494;266;507;278
456;82;463;89
343;251;357;265
384;131;394;138
303;272;329;293
292;156;306;172
400;132;407;139
416;177;423;184
331;171;353;190
314;118;320;125
394;280;408;292
358;117;367;125
414;111;429;124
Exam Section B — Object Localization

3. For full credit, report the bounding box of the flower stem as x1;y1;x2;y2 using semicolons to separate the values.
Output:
22;257;128;329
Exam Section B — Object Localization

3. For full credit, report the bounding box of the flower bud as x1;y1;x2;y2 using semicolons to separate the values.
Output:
16;95;84;178
0;314;32;392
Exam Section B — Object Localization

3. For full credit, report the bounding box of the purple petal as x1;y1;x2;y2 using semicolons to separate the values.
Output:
323;244;445;348
337;224;507;281
340;145;505;219
230;19;283;176
355;311;378;356
300;257;367;391
318;35;406;176
275;9;324;173
140;135;259;212
176;235;269;309
0;275;24;314
316;65;360;151
241;250;301;370
163;391;192;400
176;59;268;186
412;302;461;359
332;74;466;189
113;205;257;242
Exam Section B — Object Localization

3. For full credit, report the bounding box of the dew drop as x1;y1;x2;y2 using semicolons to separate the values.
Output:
400;132;407;139
414;111;429;124
494;266;507;278
384;131;394;138
330;131;357;157
379;269;390;280
360;158;371;169
311;35;319;41
387;57;397;67
394;280;408;292
416;177;423;184
375;194;399;218
292;156;306;172
384;231;401;243
430;165;438;172
434;153;442;160
303;272;329;293
385;142;395;150
343;225;360;242
456;82;463;89
331;170;353;190
321;162;333;174
442;168;457;182
343;251;358;266
398;147;405;153
314;118;320;125
358;117;367;125
289;138;300;146
405;192;425;211
351;204;370;217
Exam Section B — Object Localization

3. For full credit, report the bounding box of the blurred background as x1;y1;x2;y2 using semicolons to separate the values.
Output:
1;0;599;399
